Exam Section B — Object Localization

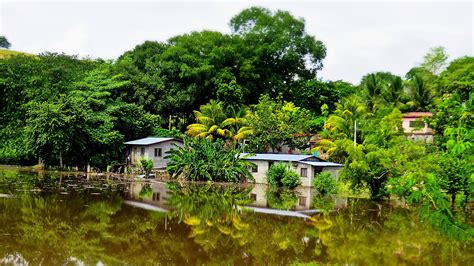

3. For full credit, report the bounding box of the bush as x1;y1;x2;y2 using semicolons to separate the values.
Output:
313;172;337;195
165;138;254;182
267;163;301;189
140;158;154;176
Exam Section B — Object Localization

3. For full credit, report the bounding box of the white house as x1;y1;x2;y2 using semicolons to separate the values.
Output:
124;137;183;169
240;153;343;187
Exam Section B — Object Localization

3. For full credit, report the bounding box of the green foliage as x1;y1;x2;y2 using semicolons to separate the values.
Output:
247;95;313;152
186;100;253;141
139;158;154;176
113;7;327;129
266;188;299;210
230;7;326;95
0;53;159;168
420;46;449;75
138;183;153;199
435;56;474;101
313;172;337;195
165;138;254;182
436;155;471;205
266;162;301;189
407;74;435;111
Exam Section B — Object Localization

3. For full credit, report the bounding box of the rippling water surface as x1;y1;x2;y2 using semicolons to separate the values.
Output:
0;166;472;265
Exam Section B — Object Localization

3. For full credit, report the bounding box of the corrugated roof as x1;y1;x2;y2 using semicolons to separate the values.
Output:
300;161;343;167
124;137;176;146
240;153;313;162
402;112;432;118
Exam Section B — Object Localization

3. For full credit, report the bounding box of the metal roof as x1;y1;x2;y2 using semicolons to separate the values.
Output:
240;153;313;162
300;161;343;167
124;137;177;146
402;112;433;118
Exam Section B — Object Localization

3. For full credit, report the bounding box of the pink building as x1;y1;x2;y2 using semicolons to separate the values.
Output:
402;112;433;142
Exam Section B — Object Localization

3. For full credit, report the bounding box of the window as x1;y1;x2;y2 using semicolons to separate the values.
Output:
140;147;145;156
313;167;322;177
153;192;160;201
250;193;257;201
251;165;258;173
154;148;162;157
300;168;308;177
299;197;307;206
409;120;425;128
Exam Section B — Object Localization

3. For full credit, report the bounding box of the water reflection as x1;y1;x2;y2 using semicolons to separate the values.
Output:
0;168;473;265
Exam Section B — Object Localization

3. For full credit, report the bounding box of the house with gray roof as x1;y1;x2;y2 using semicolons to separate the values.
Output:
124;137;183;169
240;153;343;187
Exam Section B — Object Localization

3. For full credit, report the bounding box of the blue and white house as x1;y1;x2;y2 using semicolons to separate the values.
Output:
240;153;343;187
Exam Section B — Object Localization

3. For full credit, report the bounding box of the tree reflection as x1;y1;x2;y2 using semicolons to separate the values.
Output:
0;168;472;265
265;187;300;210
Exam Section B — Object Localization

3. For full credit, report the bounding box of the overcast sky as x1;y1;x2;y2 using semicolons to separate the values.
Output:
1;1;472;83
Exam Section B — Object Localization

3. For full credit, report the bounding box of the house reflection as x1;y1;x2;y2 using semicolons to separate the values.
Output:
127;182;172;210
127;181;347;214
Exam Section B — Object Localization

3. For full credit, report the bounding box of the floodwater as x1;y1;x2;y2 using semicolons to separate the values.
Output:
0;167;472;265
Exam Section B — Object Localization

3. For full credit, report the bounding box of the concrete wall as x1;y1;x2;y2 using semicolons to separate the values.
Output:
247;159;341;187
130;140;183;169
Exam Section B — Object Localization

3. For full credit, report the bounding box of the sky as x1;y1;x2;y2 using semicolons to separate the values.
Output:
0;0;472;84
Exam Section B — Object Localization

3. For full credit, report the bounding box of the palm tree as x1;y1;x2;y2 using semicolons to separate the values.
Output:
186;100;231;140
222;106;254;141
408;74;435;111
383;76;404;106
362;73;384;111
325;95;367;139
186;101;253;141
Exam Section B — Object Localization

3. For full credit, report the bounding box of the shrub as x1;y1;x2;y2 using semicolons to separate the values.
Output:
165;138;254;182
313;172;337;195
140;158;154;176
267;163;301;189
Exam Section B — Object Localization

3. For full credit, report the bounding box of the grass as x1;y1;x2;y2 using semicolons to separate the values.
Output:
0;49;34;59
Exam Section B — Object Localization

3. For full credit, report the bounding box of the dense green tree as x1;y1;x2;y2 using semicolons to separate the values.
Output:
290;79;345;114
246;95;313;152
435;56;474;101
0;36;11;49
231;7;326;96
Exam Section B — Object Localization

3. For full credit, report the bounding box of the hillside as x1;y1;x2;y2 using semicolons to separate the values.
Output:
0;49;34;58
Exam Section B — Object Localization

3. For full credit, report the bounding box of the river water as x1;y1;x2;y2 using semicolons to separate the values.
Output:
0;167;472;265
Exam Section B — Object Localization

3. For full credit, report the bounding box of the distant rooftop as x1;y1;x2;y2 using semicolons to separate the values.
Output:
240;153;314;162
402;112;432;118
124;137;177;146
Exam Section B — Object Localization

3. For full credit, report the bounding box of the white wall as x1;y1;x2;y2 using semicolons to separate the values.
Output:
247;160;340;187
130;140;183;169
